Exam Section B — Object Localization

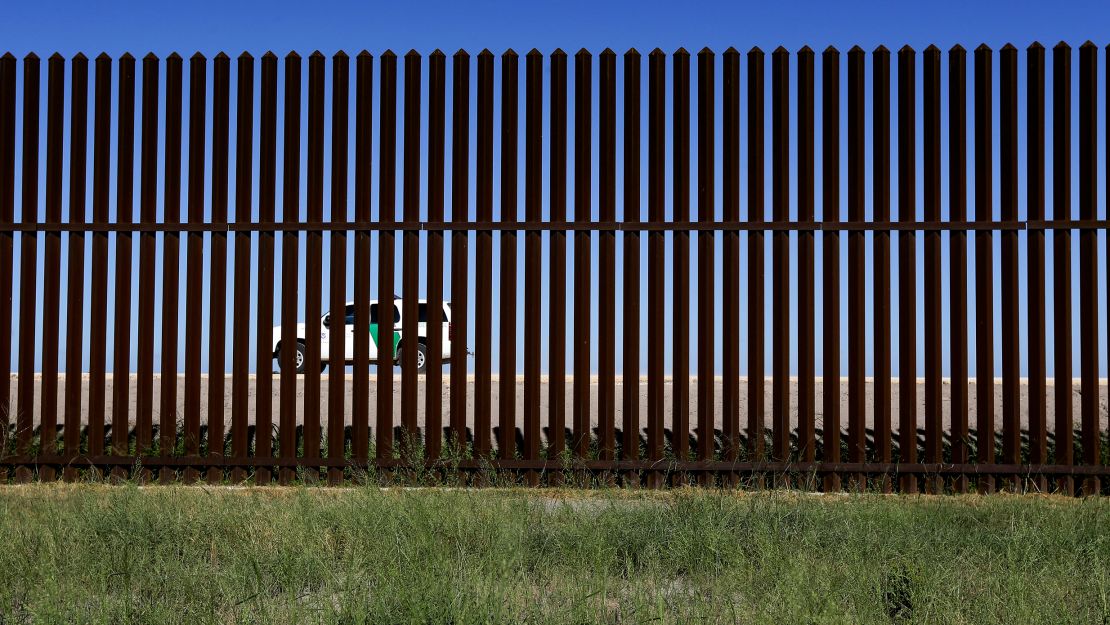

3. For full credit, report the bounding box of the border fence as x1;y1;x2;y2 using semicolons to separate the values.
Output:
0;44;1108;493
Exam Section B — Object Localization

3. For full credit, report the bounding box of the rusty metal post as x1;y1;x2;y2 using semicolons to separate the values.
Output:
232;52;254;484
821;46;841;492
474;49;494;459
647;48;665;487
872;45;891;492
523;49;542;485
376;50;397;467
896;45;917;494
622;49;642;474
549;48;567;469
400;50;421;452
136;53;158;479
327;51;349;485
88;53;111;470
14;53;39;483
796;46;815;476
1000;44;1020;491
39;53;63;481
1026;43;1047;492
771;46;790;487
696;47;716;485
598;48;616;465
63;53;88;482
498;49;519;463
449;49;470;458
1052;42;1073;495
1078;41;1100;495
572;49;593;461
973;44;994;493
279;51;301;485
255;52;278;485
303;51;325;483
351;51;372;472
672;47;691;481
208;52;230;484
847;46;865;489
721;47;740;485
0;53;14;475
159;53;182;484
182;52;206;484
923;45;942;493
426;49;445;461
747;47;766;481
949;45;969;493
111;53;135;480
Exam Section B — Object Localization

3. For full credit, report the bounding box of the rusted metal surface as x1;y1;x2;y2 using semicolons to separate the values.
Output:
820;47;840;492
1078;41;1100;495
896;45;915;494
0;43;1104;493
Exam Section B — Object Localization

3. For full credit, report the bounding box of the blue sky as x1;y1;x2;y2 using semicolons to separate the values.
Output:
1;0;1109;378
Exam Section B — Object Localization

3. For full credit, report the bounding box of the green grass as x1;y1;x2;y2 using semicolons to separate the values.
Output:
0;486;1108;624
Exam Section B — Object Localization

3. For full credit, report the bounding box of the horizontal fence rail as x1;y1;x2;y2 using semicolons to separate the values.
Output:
0;44;1108;493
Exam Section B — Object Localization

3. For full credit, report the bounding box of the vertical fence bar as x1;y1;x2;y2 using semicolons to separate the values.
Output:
88;53;111;470
673;47;691;480
1026;43;1047;492
1052;42;1073;495
15;53;38;483
208;52;230;484
328;51;349;485
39;54;62;481
63;53;88;482
474;49;493;459
796;46;815;474
949;45;969;493
721;47;740;484
498;50;518;463
847;46;865;488
376;50;397;466
923;45;942;493
1000;44;1020;491
426;50;445;461
449;49;470;457
0;53;13;474
523;49;542;485
279;51;301;485
573;48;592;461
598;48;616;465
647;48;665;487
159;53;183;484
1078;41;1100;495
255;52;277;485
352;51;372;472
111;54;135;480
872;45;891;492
303;51;325;482
821;46;841;491
747;47;765;478
550;48;568;470
622;48;641;473
549;48;567;469
182;52;206;484
771;46;790;485
896;45;917;494
696;47;716;485
400;50;421;450
232;52;254;484
136;54;158;478
973;44;995;493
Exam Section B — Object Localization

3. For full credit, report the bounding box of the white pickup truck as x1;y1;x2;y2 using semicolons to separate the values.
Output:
272;299;453;373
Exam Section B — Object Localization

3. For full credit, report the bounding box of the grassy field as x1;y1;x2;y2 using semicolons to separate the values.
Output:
0;486;1107;624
